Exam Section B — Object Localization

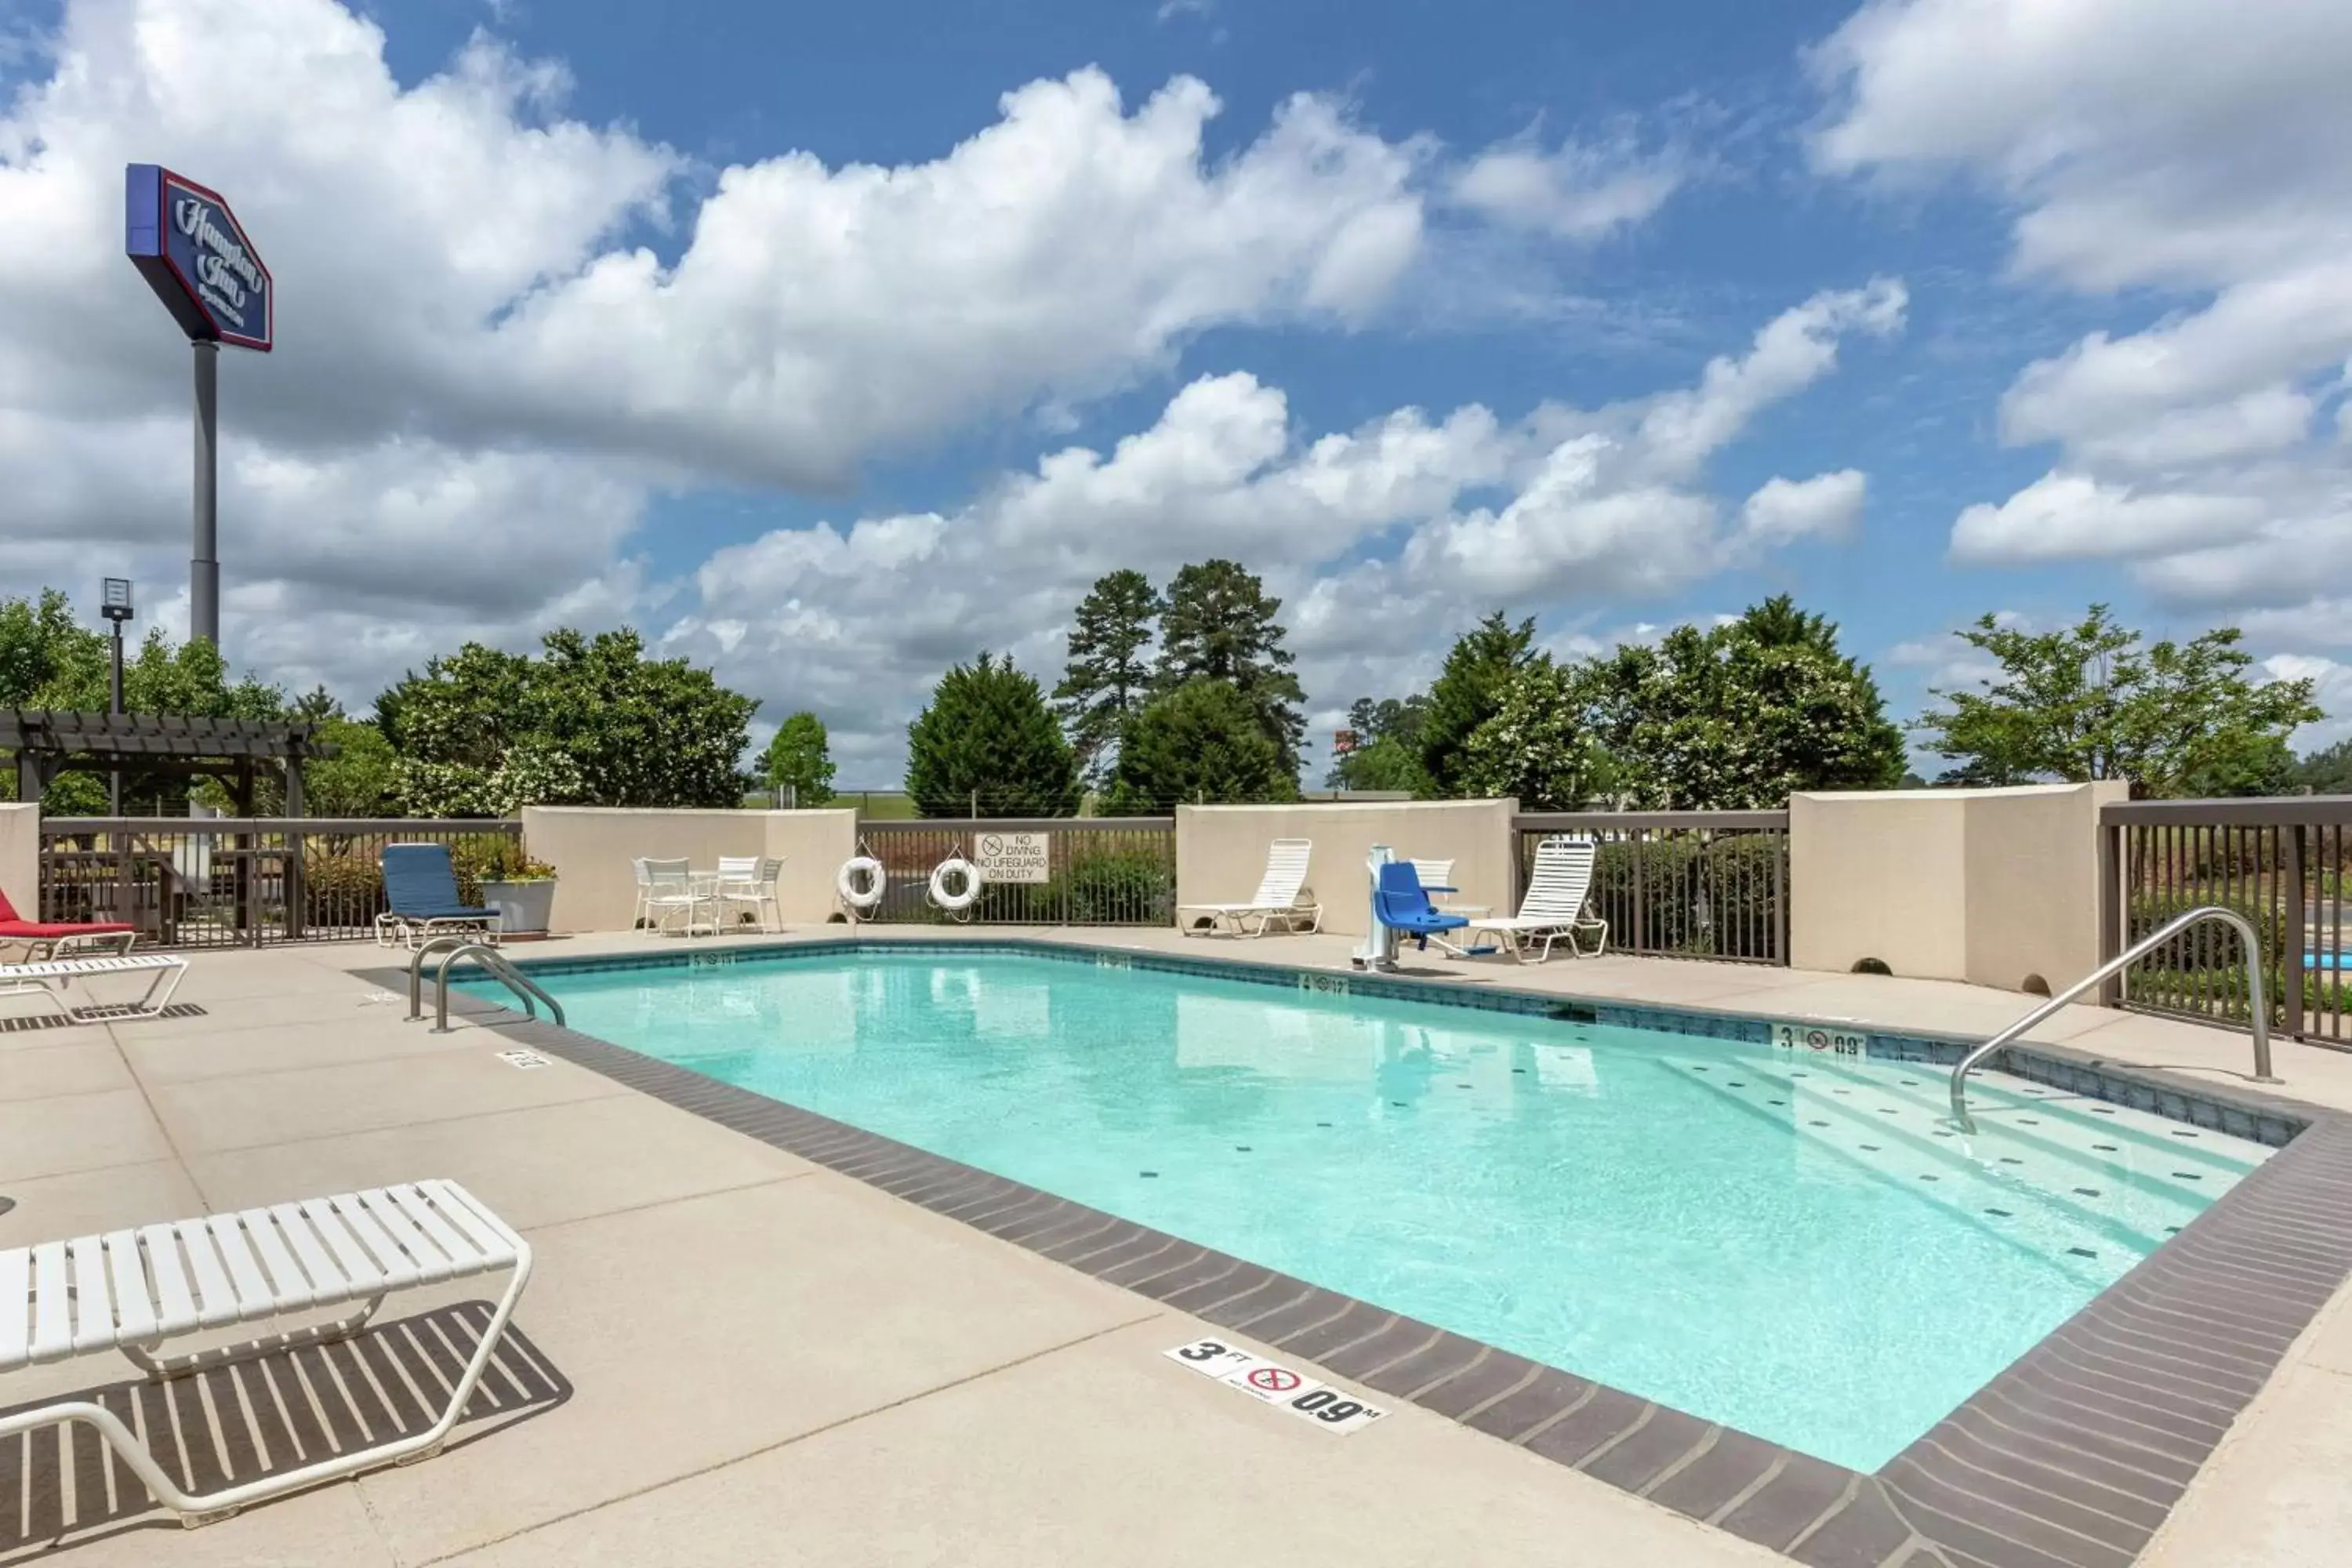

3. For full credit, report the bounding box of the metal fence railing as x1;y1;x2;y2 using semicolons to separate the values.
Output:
857;818;1176;926
2101;797;2352;1047
1512;811;1790;964
37;818;522;949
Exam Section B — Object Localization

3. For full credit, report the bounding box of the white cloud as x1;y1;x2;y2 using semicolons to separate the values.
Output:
674;284;1899;773
0;0;1468;713
1949;472;2265;564
1448;132;1686;243
1813;0;2352;675
1737;470;1867;549
0;0;1836;782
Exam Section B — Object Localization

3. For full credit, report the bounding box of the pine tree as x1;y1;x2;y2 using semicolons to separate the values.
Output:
1154;559;1306;774
1418;612;1537;797
905;652;1082;817
1051;569;1162;786
1109;679;1300;811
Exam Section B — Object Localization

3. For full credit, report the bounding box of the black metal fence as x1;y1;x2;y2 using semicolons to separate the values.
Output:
857;818;1176;926
1511;811;1791;964
37;818;522;949
2101;797;2351;1046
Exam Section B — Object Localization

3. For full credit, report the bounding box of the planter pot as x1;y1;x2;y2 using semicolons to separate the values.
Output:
481;879;557;936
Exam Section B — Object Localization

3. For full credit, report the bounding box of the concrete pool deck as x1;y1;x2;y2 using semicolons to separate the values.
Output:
3;926;2348;1566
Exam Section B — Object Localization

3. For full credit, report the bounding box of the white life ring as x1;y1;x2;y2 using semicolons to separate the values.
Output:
928;855;983;913
837;856;886;913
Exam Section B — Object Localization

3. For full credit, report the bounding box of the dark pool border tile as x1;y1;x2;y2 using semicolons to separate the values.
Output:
363;943;2352;1567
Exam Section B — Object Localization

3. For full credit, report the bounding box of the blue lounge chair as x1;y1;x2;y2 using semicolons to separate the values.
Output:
1371;860;1470;952
375;842;503;950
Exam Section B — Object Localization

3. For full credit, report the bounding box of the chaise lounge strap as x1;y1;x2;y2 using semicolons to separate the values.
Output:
0;1181;521;1373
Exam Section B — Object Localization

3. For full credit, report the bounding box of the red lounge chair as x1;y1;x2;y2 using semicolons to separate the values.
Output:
0;883;135;961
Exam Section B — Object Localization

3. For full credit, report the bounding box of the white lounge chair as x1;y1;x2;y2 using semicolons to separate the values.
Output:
0;1179;531;1526
1;952;189;1022
1462;836;1609;963
1178;838;1322;937
713;855;785;933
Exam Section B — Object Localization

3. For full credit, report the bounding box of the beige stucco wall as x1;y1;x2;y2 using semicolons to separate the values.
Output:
1789;792;1970;980
521;807;858;933
1961;780;2129;992
1789;783;2122;991
1175;800;1517;938
760;809;862;923
0;803;37;922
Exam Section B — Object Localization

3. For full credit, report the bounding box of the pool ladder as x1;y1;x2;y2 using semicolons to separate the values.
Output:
1948;905;2276;1134
407;935;566;1035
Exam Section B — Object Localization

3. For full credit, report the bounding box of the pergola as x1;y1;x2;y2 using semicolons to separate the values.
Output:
3;710;339;812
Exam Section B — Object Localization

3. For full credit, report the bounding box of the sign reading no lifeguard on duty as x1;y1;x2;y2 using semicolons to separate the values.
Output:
125;164;272;351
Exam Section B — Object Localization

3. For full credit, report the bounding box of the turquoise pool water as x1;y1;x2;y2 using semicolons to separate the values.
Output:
485;949;2272;1470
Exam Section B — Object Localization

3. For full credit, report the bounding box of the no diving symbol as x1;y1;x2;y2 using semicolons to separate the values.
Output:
1247;1367;1304;1395
1805;1029;1831;1051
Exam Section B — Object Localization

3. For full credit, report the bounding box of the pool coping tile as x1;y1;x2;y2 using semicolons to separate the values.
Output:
366;938;2352;1568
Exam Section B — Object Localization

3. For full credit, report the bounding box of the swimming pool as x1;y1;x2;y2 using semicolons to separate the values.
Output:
481;948;2271;1472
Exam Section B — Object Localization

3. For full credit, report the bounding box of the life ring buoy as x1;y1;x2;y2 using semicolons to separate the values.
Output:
837;856;886;913
928;855;983;913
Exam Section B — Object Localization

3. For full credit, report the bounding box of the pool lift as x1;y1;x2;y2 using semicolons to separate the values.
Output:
1351;846;1469;972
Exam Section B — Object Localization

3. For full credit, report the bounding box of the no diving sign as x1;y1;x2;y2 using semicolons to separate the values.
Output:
1163;1338;1388;1434
976;831;1051;884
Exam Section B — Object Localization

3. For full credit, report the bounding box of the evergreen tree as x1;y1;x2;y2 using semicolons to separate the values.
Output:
1418;612;1537;797
905;652;1082;817
376;630;756;814
1591;595;1907;808
762;711;837;805
1155;559;1306;774
1052;569;1162;785
1109;679;1299;811
1459;658;1617;810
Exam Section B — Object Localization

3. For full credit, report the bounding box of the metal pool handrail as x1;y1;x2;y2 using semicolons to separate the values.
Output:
1949;905;2278;1134
416;941;565;1035
408;933;480;1019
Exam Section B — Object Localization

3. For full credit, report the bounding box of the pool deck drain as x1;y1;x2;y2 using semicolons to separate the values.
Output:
400;937;2352;1568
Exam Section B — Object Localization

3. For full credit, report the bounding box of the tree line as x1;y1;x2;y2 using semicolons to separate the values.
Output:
903;560;1305;815
4;573;2337;820
1;587;764;815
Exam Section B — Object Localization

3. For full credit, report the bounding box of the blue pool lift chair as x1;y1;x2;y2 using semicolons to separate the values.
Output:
1370;860;1472;953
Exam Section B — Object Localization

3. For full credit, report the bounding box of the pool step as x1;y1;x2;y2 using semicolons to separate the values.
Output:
1788;1053;2261;1199
1668;1058;2223;1277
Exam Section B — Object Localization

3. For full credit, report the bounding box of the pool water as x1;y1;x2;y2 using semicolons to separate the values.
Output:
492;949;2272;1471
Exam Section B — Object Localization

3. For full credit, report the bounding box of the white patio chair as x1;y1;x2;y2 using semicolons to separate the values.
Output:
1409;858;1488;917
0;1180;529;1526
1178;838;1322;937
641;858;710;938
1461;836;1608;963
629;856;655;930
1;953;189;1022
713;855;785;933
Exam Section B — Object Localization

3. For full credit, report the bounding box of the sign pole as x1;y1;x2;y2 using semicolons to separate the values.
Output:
192;339;220;648
125;163;270;657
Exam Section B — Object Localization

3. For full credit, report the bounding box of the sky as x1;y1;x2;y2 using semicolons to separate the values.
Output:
3;0;2350;783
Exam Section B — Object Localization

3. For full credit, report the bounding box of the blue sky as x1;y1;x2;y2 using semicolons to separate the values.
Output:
5;0;2349;779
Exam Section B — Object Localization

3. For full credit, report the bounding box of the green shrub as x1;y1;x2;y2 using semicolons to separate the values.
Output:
2124;891;2288;1024
1572;833;1784;960
1064;848;1175;924
301;848;384;926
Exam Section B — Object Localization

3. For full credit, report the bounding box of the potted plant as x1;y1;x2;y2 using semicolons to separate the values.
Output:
470;840;561;938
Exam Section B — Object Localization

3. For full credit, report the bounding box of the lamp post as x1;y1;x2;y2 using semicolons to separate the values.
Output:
100;578;134;815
